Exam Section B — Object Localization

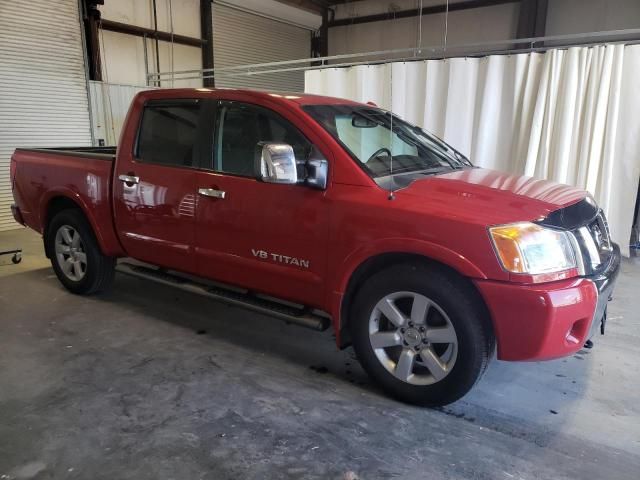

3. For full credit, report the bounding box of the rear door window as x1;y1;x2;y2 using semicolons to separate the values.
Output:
136;101;202;167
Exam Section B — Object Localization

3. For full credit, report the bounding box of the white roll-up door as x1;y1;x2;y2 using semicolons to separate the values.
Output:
0;0;92;231
212;2;311;92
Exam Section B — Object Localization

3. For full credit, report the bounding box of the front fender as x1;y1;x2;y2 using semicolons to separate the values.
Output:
327;237;488;343
334;237;487;294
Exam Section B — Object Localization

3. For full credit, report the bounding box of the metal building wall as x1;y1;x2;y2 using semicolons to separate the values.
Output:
212;2;311;91
0;0;93;231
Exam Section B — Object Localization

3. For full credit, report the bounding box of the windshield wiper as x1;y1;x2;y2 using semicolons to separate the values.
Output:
407;126;471;168
354;109;386;127
395;131;460;170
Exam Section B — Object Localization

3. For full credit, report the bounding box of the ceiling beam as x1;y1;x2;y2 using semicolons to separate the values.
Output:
100;19;206;48
274;0;326;14
274;0;362;15
327;0;521;28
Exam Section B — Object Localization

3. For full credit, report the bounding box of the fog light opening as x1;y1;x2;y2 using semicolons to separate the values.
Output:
566;319;587;345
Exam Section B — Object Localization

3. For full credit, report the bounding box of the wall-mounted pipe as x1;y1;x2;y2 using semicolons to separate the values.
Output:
147;28;640;83
152;0;161;86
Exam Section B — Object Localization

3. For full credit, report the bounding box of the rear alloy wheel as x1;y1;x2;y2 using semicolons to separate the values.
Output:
47;209;115;294
350;264;494;407
55;225;88;282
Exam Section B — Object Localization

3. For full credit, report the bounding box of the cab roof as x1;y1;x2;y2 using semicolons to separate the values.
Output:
139;87;367;107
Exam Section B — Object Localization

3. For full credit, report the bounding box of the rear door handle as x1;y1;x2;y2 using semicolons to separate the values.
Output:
198;188;226;199
118;174;139;185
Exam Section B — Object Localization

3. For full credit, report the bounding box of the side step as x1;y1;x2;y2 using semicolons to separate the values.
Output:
115;262;330;331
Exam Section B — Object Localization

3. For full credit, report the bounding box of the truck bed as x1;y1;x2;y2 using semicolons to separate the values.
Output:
11;146;123;257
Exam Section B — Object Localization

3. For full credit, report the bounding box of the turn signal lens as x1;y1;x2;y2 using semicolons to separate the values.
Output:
489;222;576;275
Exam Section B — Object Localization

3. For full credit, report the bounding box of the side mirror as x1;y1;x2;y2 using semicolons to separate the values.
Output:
306;159;328;190
255;143;298;184
305;145;328;190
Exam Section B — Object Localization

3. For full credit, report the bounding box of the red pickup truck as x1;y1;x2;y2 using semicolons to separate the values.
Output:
10;88;620;406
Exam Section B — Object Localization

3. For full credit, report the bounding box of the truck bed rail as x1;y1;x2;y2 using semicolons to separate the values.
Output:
15;146;116;161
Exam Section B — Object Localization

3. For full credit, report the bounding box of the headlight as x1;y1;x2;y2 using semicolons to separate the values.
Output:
489;222;576;275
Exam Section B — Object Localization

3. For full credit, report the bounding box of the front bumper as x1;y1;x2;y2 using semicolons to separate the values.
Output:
586;243;621;339
474;243;621;361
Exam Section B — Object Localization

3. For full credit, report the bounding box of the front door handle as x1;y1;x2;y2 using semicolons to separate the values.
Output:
118;174;140;186
198;188;226;199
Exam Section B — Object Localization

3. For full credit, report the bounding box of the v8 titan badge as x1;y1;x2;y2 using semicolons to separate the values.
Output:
251;249;310;268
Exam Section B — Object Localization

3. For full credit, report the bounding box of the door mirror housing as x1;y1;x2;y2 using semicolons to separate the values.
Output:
305;145;328;190
306;159;328;190
255;143;298;184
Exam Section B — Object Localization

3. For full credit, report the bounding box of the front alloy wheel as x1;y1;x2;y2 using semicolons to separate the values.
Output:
350;264;494;406
369;291;458;386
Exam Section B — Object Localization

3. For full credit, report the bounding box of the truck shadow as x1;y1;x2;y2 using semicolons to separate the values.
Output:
3;266;594;445
103;271;375;390
100;271;595;432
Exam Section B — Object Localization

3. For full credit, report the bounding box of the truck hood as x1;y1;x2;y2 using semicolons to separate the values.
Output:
398;168;589;225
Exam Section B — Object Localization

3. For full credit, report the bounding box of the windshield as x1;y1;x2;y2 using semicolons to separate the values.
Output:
303;104;472;179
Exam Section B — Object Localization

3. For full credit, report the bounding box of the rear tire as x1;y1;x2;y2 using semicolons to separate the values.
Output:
349;264;494;407
47;209;115;294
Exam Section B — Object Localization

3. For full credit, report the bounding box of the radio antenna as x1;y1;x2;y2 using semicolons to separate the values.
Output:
388;63;395;200
444;0;449;57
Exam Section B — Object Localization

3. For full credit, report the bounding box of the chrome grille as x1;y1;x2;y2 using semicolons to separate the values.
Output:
591;211;612;252
572;210;613;275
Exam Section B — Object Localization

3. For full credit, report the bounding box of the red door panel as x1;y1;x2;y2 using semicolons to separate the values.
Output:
112;99;205;273
113;163;196;272
194;171;329;308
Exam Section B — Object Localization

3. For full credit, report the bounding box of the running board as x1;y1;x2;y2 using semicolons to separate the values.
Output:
115;262;330;331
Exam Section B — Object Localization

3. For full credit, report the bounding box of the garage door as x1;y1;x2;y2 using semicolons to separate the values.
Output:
212;2;311;91
0;0;92;231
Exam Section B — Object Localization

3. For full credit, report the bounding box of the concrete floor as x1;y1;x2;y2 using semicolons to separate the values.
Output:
0;228;639;480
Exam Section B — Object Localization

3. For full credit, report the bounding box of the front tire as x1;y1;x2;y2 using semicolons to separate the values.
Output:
47;209;116;294
350;264;494;407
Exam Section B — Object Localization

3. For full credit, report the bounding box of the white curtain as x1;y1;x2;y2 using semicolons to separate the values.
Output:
305;44;640;256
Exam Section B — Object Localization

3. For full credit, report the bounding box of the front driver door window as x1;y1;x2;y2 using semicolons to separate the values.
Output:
215;102;311;178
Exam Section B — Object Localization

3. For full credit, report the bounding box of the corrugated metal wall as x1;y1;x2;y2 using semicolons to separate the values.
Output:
212;2;311;91
89;81;155;146
0;0;93;231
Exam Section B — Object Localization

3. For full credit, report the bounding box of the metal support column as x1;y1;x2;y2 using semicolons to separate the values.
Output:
82;0;103;81
516;0;548;43
201;0;215;87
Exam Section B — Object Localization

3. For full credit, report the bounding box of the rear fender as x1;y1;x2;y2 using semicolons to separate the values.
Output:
40;188;124;257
